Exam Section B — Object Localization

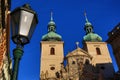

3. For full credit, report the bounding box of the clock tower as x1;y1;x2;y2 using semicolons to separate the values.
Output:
40;12;64;79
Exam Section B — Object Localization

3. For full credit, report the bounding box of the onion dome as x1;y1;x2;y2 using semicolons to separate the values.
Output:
83;12;102;42
42;12;62;41
83;33;102;42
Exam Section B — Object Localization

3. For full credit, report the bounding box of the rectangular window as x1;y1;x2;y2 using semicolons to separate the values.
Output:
50;47;55;55
96;47;101;55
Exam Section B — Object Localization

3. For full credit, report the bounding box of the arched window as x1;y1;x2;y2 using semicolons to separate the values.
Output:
86;28;89;33
85;59;90;65
50;47;55;55
50;26;55;31
96;47;101;55
88;27;91;33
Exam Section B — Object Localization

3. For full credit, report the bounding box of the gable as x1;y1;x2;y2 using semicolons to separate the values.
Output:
66;48;92;59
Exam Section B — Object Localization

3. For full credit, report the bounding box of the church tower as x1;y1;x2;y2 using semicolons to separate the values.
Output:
83;13;114;79
40;12;64;79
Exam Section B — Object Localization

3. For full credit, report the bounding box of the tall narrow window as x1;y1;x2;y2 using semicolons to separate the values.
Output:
96;47;101;55
50;47;55;55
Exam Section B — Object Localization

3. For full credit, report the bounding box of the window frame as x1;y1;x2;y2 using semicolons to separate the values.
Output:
50;47;55;55
96;47;101;55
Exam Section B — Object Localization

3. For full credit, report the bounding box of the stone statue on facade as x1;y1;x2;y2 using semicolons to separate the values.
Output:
40;71;45;80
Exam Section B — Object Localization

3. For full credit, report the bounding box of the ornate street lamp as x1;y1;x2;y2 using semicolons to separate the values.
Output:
10;4;38;80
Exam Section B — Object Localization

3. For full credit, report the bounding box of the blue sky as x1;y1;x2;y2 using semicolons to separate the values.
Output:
10;0;120;80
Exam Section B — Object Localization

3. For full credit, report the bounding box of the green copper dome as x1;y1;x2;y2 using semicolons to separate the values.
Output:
83;33;102;42
42;31;62;41
42;12;62;41
83;12;102;42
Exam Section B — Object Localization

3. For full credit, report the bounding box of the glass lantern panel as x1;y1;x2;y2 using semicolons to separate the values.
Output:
19;10;34;37
27;15;37;39
11;10;20;37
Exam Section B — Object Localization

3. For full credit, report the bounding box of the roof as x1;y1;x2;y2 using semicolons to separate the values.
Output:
42;31;62;41
83;33;102;42
42;12;62;41
66;47;92;59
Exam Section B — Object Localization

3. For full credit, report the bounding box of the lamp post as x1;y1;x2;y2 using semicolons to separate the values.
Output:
10;4;38;80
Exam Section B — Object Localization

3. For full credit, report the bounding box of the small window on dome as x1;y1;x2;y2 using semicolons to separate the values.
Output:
86;29;89;33
50;26;55;31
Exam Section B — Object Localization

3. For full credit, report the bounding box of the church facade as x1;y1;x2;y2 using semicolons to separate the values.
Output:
40;12;114;80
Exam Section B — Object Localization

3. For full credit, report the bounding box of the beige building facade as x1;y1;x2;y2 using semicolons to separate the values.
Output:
40;13;114;80
83;42;114;79
66;45;93;80
40;41;64;79
83;42;112;65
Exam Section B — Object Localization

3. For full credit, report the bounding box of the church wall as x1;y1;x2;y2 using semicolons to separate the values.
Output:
84;42;112;64
83;41;114;79
40;41;64;78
